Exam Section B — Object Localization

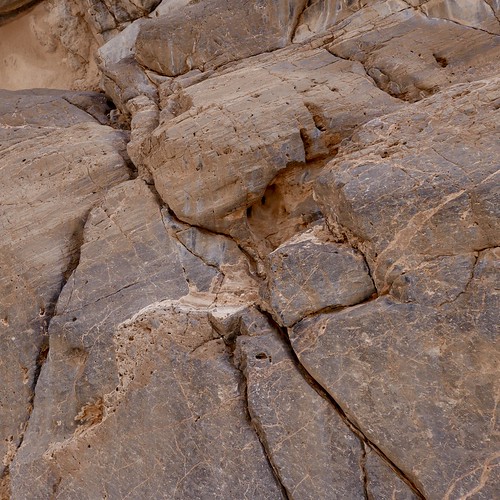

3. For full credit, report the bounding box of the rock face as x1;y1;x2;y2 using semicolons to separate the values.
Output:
1;0;499;499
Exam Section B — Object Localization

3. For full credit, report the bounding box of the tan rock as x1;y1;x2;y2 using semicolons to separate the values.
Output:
137;44;401;239
0;89;130;485
315;76;500;295
328;1;500;100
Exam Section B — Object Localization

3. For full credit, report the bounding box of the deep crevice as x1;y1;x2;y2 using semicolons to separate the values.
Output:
256;306;426;499
360;441;369;500
238;375;291;499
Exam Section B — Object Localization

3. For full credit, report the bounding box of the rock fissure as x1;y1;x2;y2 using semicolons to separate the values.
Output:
239;378;291;500
257;309;428;499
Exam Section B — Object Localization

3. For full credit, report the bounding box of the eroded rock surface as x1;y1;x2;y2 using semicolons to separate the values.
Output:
0;89;130;494
1;0;499;498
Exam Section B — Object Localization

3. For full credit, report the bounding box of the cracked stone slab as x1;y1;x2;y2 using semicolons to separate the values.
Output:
10;179;264;497
364;445;419;500
290;248;499;499
315;76;500;296
13;300;285;499
265;225;375;326
0;89;130;487
235;328;368;498
135;0;309;77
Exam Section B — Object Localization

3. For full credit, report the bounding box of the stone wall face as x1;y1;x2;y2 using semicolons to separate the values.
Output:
1;1;499;498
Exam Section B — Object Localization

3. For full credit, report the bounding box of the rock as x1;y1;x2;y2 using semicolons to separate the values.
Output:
2;0;499;497
364;446;419;500
10;179;264;496
290;248;499;498
235;328;368;499
0;89;130;485
0;0;100;90
134;0;308;77
421;0;500;34
0;0;37;16
137;44;401;238
315;76;500;295
12;300;285;499
266;226;375;326
327;1;500;100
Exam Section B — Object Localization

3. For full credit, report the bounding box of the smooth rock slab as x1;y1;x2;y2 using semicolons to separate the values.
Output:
266;226;375;326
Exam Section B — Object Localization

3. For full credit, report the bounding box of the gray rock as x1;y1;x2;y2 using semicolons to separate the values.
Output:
235;328;367;499
266;226;375;326
137;45;401;237
364;446;419;500
315;76;500;295
290;249;499;498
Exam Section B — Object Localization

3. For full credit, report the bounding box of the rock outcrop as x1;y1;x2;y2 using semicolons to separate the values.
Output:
1;0;498;498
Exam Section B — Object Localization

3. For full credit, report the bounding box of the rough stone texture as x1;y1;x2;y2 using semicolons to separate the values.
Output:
364;445;419;500
10;179;264;497
0;0;36;16
235;327;367;498
12;301;285;499
315;76;499;295
0;89;130;489
291;252;499;498
266;226;375;326
0;1;100;90
137;45;401;237
1;0;499;498
327;1;500;101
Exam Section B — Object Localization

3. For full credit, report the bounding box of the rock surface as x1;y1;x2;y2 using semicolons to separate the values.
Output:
1;0;499;498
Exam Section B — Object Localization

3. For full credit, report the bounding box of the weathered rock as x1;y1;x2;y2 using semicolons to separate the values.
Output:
1;0;499;498
364;445;419;500
10;179;265;497
13;300;284;499
134;0;308;77
315;76;500;295
137;44;401;239
0;0;100;90
328;1;500;100
0;89;130;487
0;0;37;16
291;248;499;498
235;327;367;499
266;226;375;326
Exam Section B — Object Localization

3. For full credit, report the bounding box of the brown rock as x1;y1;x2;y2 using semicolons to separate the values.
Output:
138;44;401;237
0;89;130;485
328;1;500;101
291;248;499;498
364;446;419;500
315;76;500;295
13;301;285;498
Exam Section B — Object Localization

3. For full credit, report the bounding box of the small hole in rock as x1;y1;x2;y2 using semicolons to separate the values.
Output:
255;352;268;360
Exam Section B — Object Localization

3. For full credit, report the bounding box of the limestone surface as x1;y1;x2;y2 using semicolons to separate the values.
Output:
0;0;499;498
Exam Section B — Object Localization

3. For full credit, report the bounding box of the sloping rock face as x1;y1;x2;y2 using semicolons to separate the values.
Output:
1;1;499;499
